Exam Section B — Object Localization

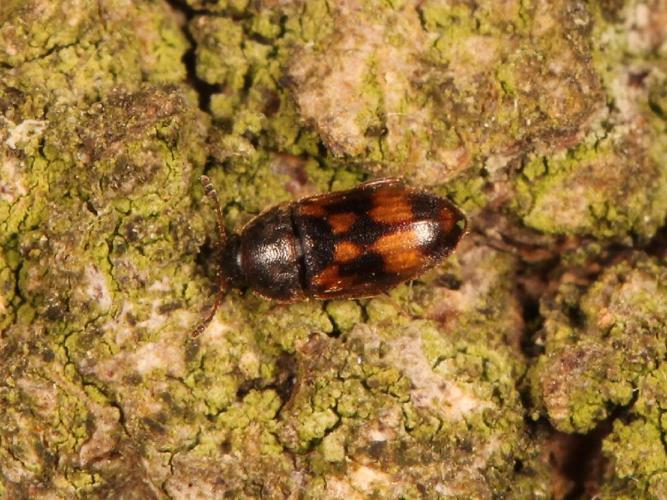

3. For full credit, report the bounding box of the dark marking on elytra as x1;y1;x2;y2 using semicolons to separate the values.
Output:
345;214;387;247
410;192;440;220
338;252;385;280
293;213;336;283
321;192;375;215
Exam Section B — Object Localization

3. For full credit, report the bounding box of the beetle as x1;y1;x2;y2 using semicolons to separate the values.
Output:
191;175;467;336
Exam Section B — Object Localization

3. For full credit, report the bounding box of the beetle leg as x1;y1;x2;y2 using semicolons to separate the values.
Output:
190;287;226;337
191;175;229;338
201;175;227;246
380;290;415;320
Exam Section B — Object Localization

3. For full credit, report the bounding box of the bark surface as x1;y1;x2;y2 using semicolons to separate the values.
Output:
1;0;666;497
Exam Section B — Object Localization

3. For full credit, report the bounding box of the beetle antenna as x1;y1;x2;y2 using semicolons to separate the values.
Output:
191;175;228;338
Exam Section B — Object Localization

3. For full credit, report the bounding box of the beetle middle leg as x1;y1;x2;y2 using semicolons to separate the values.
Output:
201;175;226;246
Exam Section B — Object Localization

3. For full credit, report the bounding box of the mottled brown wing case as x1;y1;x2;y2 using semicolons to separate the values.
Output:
292;178;466;298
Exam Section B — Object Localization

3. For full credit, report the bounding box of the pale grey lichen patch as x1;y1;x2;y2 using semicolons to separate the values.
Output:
0;150;27;205
79;264;114;315
287;11;396;157
510;0;667;241
385;328;491;420
76;404;122;468
284;0;602;183
90;324;187;383
3;118;48;151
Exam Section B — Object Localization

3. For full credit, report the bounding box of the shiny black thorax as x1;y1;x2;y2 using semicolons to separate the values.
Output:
221;204;304;301
219;178;466;302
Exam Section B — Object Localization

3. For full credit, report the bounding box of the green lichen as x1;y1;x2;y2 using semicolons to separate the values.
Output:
514;123;667;240
602;419;667;498
0;0;188;108
271;319;534;497
592;360;667;497
529;253;667;494
284;0;601;188
184;0;249;15
530;255;667;433
190;16;247;90
190;8;322;156
509;0;667;240
325;300;363;333
1;13;209;488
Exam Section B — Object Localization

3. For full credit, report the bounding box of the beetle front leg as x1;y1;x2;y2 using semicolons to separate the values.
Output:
190;175;229;338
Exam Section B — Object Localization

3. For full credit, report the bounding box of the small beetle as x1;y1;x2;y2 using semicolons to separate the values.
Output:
192;176;466;336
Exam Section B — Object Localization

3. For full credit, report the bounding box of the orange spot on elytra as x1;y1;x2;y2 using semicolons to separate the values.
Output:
334;241;362;262
311;265;342;289
299;202;326;217
372;229;415;253
384;250;423;273
328;212;357;234
369;189;413;224
372;229;424;273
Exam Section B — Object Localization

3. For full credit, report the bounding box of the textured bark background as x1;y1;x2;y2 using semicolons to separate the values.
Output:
1;0;666;498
